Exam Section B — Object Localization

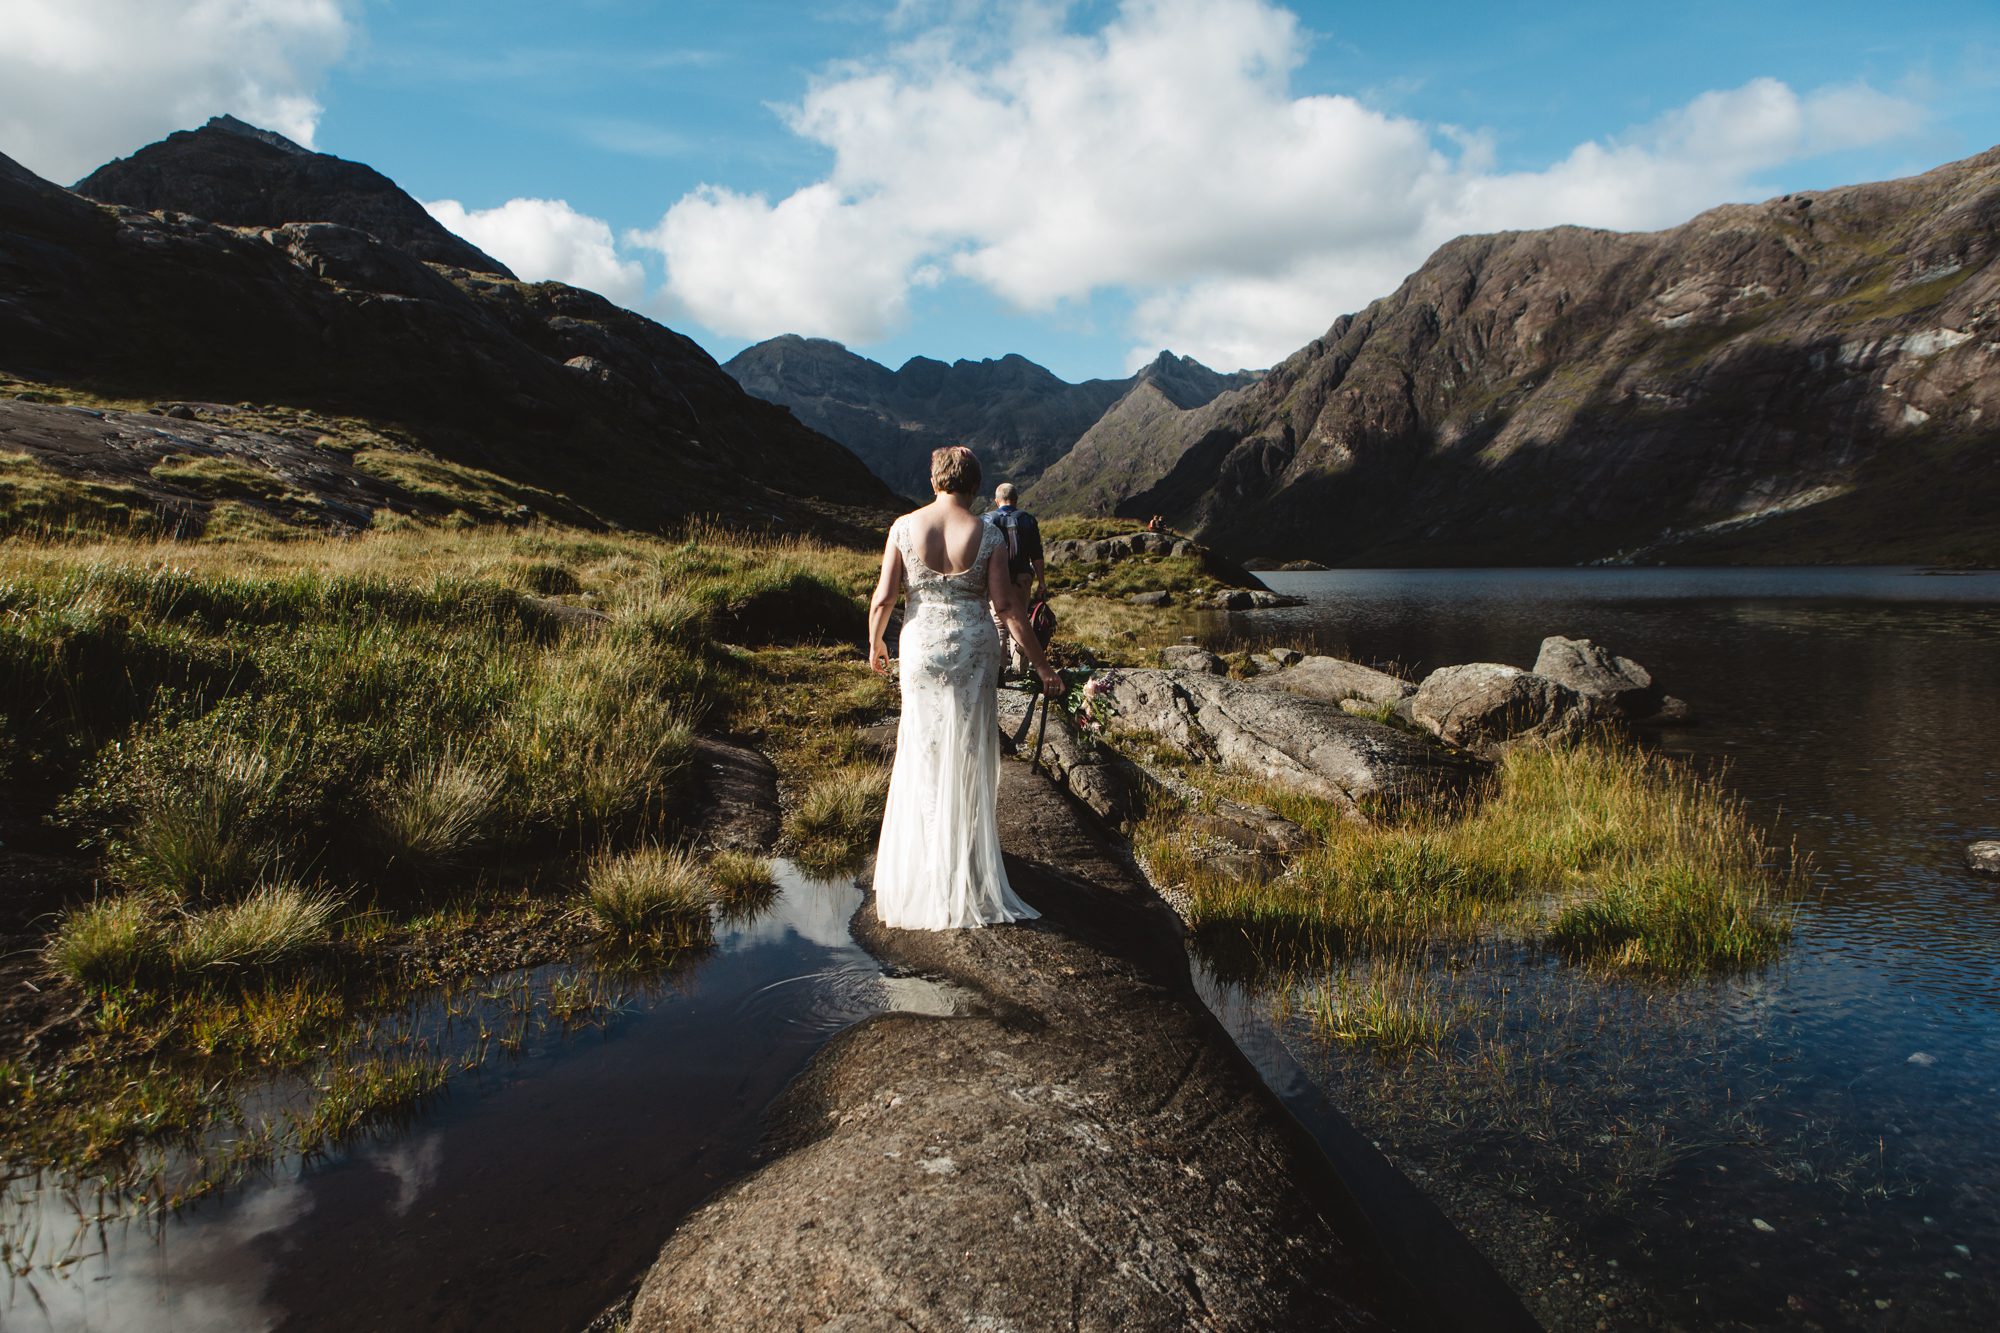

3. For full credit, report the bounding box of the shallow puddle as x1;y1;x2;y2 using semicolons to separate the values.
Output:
1;860;943;1332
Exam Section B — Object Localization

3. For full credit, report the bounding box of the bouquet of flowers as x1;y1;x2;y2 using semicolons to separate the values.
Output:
1056;666;1116;754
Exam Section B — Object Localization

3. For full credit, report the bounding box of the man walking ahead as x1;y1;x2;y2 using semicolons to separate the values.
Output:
984;482;1045;676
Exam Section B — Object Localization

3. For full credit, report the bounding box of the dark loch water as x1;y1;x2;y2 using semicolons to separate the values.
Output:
1222;567;2000;1329
0;862;958;1333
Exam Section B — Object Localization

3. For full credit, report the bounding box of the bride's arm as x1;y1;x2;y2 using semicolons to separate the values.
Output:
988;551;1063;696
867;527;903;674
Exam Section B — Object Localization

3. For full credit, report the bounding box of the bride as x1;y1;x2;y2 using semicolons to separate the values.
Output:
866;445;1065;930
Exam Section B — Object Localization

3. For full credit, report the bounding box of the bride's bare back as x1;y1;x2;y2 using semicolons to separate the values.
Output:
902;500;989;575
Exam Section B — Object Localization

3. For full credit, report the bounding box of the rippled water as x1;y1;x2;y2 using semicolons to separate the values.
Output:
1215;567;2000;1328
0;861;962;1333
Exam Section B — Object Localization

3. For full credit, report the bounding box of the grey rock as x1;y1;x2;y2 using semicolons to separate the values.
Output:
1408;663;1595;757
1638;694;1697;725
1533;636;1662;717
1095;669;1482;817
1270;648;1304;667
1967;841;2000;874
629;764;1398;1331
1157;644;1227;675
997;692;1142;824
1127;589;1172;607
1188;797;1311;856
1280;656;1416;707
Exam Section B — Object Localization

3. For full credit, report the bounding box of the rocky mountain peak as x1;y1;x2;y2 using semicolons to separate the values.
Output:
202;113;312;155
74;117;514;277
1071;145;2000;565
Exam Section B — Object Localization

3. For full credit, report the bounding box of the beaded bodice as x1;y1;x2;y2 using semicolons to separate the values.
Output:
895;517;1001;619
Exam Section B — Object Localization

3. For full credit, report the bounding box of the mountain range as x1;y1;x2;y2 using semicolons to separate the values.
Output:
1;119;895;539
722;337;1256;500
1045;149;2000;565
5;116;1996;564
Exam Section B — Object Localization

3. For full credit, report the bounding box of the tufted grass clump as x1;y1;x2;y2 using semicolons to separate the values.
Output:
786;766;890;877
111;728;296;898
368;750;503;869
586;844;715;953
44;895;171;988
707;849;780;919
169;882;343;973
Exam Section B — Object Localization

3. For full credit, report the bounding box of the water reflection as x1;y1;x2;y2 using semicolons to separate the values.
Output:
0;861;937;1333
1205;566;2000;1328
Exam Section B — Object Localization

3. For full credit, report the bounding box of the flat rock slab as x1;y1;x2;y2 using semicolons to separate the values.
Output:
1097;668;1482;816
1276;656;1415;707
1969;841;2000;875
630;762;1399;1332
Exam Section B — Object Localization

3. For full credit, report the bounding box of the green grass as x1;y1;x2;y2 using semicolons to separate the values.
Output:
708;849;780;918
0;450;162;536
148;454;300;505
1302;961;1454;1060
169;882;342;973
785;765;890;876
0;520;885;1193
1141;738;1796;978
368;749;503;869
586;843;715;953
44;896;170;988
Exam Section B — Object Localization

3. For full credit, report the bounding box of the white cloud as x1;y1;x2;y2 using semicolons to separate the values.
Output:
635;0;1924;370
425;197;647;307
0;0;352;183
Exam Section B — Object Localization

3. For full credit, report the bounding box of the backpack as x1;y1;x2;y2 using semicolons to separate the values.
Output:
991;508;1038;580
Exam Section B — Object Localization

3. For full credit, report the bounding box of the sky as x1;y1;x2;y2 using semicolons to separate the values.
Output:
3;0;1997;382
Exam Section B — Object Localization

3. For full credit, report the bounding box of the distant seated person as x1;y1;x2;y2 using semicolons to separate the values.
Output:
1146;514;1164;533
984;483;1045;676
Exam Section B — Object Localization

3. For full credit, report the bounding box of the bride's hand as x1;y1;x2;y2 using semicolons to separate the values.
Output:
869;640;891;674
1036;663;1064;697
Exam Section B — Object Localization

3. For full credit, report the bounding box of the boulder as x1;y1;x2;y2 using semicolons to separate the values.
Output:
1157;644;1227;675
1210;588;1305;610
1408;663;1594;757
998;693;1143;824
1096;669;1482;817
1968;841;2000;875
1638;695;1696;726
1279;656;1415;708
1126;589;1172;607
1532;636;1662;717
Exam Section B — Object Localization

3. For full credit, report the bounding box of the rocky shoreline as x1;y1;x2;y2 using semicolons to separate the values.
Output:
624;756;1536;1332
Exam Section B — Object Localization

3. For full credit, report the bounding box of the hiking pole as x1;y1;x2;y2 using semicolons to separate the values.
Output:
1030;676;1052;775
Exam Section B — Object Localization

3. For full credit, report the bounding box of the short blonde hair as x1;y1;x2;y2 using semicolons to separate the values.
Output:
994;483;1018;504
930;445;981;496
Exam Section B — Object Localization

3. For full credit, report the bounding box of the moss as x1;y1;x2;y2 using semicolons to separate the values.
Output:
149;454;301;505
0;451;161;535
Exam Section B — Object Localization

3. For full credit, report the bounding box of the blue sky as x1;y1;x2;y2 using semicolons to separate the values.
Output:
5;1;1997;380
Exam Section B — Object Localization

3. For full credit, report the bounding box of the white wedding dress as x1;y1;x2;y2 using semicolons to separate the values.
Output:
872;516;1040;930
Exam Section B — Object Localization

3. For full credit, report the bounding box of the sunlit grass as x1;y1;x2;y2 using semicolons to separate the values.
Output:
1;519;886;1192
1142;738;1797;977
585;843;715;954
169;882;342;973
786;765;890;877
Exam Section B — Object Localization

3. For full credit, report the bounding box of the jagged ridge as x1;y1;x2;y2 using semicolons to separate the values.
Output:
1;128;897;540
724;337;1251;500
1056;147;2000;566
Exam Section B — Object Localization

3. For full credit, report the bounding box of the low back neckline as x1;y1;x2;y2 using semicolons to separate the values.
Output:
901;516;991;579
